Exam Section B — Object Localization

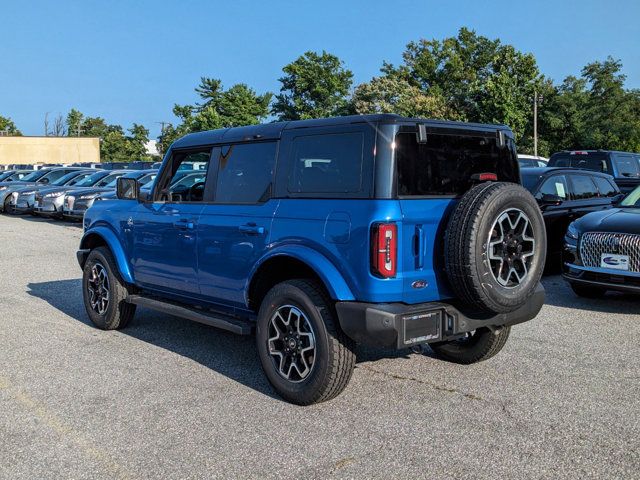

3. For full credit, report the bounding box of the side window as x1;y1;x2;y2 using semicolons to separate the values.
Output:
613;154;640;178
214;142;277;204
41;170;70;183
570;175;598;200
288;132;363;194
593;176;618;197
155;149;212;203
536;175;568;200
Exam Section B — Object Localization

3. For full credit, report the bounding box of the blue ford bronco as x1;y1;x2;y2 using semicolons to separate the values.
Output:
78;114;546;405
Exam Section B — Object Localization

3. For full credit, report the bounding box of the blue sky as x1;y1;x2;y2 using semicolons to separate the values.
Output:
2;0;639;138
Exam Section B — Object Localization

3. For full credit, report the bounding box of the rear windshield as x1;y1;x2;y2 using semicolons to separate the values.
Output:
550;153;609;173
395;131;518;196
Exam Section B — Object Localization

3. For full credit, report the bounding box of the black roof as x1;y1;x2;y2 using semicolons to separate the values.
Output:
551;150;640;156
172;114;511;150
520;166;615;179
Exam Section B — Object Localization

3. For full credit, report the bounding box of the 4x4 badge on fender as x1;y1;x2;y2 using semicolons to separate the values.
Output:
411;280;428;289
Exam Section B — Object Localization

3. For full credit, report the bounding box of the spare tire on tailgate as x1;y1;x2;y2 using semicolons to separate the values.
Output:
444;181;546;314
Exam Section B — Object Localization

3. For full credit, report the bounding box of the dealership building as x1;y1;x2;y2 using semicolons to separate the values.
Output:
0;136;100;166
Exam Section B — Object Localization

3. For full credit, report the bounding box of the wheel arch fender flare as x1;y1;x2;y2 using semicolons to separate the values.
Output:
78;226;134;284
247;245;356;302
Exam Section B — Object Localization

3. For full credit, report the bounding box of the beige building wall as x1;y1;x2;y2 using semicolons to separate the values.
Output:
0;137;100;165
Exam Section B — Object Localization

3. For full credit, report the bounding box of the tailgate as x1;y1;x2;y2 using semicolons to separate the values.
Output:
398;198;457;304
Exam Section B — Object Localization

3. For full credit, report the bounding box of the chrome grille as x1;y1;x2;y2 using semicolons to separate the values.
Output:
580;232;640;272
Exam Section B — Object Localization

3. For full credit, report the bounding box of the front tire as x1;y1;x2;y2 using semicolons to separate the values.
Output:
256;279;356;405
82;246;136;330
429;327;511;364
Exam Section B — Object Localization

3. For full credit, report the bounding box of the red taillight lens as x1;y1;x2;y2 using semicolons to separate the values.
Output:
371;223;397;278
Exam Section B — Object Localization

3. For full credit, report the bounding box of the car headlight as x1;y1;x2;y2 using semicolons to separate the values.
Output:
566;223;580;240
79;193;99;200
0;186;7;191
44;191;64;198
20;190;37;196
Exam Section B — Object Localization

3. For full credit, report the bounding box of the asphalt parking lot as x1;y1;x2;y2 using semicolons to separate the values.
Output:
0;214;638;480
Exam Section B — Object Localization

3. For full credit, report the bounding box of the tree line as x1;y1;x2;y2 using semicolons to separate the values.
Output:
2;28;639;161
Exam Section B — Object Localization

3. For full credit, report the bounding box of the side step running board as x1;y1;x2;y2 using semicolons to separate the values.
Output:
126;295;253;335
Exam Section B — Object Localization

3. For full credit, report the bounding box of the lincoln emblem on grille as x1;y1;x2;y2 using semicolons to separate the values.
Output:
611;236;621;253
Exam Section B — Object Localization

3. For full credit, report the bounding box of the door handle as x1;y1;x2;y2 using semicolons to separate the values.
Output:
174;219;195;230
239;224;265;235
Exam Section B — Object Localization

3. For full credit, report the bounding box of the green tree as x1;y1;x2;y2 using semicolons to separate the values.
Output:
158;78;271;155
379;28;543;140
64;108;152;162
66;109;84;136
351;74;458;119
0;115;22;135
272;51;353;120
537;57;640;154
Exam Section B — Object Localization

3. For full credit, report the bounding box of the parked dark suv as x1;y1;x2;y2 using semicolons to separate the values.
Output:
521;167;622;265
77;114;547;404
548;150;640;193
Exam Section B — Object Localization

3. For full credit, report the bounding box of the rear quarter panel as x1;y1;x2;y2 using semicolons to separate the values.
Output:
271;198;455;304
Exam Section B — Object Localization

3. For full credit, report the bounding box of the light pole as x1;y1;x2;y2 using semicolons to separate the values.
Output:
533;90;544;157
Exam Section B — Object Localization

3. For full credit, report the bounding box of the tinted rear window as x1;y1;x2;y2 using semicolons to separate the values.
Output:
593;176;619;197
288;132;363;194
395;131;517;196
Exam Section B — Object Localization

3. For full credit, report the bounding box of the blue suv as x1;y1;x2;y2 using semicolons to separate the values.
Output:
78;114;546;404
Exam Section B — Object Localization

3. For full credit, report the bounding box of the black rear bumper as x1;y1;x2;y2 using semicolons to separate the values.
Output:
335;283;545;349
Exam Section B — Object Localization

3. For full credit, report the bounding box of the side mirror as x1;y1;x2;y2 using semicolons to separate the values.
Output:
116;177;139;200
612;193;626;204
39;178;50;184
539;193;563;206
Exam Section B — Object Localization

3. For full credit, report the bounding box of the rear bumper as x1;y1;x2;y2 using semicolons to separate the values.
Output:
335;283;545;349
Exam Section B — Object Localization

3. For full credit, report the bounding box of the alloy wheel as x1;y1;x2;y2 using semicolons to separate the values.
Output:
87;262;110;315
267;305;316;383
487;208;536;288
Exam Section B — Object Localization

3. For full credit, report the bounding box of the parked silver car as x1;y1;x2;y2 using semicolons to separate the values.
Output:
62;170;132;220
1;168;86;213
10;170;94;215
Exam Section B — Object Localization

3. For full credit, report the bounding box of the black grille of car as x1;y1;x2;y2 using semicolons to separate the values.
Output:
580;232;640;272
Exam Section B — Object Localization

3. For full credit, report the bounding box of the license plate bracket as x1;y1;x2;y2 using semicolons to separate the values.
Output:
601;253;630;271
402;311;441;345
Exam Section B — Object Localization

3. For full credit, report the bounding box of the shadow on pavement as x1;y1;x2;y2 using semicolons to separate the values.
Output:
26;279;281;400
27;279;417;400
12;213;82;227
541;275;640;315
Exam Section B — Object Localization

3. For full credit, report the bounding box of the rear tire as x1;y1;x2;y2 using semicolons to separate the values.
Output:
570;283;607;298
256;279;356;405
82;246;136;330
429;327;511;364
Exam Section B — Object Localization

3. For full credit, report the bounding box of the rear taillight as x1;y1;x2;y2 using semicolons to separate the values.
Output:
371;223;397;278
471;172;498;182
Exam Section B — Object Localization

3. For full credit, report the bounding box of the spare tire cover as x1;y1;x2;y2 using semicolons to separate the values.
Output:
444;181;546;314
